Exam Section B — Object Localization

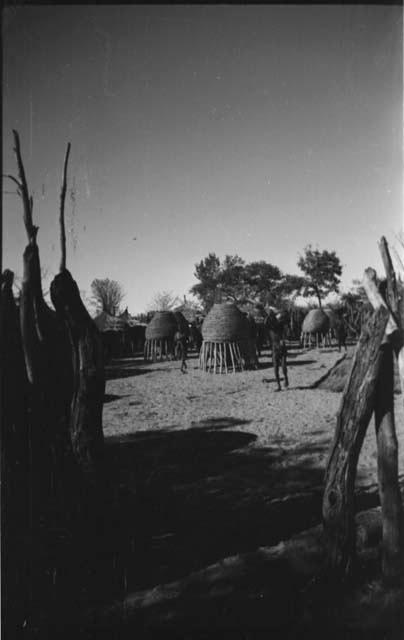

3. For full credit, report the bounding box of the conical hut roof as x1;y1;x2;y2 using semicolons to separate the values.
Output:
145;311;178;340
302;309;330;334
174;310;190;336
202;303;250;342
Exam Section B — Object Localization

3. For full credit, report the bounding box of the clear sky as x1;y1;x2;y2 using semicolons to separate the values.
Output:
3;5;403;314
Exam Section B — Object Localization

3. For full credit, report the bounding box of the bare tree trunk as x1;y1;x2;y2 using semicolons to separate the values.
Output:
322;305;389;575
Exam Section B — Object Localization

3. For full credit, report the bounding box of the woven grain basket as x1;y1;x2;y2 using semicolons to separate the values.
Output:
302;309;330;334
145;311;178;340
202;303;250;342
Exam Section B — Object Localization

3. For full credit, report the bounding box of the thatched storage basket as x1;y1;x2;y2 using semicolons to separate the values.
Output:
301;309;330;348
144;311;178;361
200;303;258;373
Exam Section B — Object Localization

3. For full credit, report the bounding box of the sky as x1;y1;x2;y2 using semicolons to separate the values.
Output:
2;5;403;314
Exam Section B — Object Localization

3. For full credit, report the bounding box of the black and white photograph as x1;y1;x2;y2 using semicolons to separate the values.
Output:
1;3;404;638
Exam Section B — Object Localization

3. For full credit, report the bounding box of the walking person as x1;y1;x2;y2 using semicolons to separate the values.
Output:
266;311;289;391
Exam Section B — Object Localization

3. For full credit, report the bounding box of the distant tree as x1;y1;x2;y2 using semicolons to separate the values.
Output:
272;274;307;309
340;279;371;337
243;261;283;306
297;246;342;308
191;253;304;310
174;295;204;317
190;253;221;311
90;278;125;316
147;290;181;312
219;254;246;302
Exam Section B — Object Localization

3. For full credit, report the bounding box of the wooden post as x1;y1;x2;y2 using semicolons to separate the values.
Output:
229;342;236;373
374;343;403;581
370;241;404;580
322;304;389;574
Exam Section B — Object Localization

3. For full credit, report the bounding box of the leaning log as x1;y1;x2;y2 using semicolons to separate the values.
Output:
322;304;389;574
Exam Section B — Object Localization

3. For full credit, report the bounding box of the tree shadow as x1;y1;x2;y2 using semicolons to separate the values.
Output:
98;428;329;595
288;359;317;366
33;421;385;636
105;358;167;381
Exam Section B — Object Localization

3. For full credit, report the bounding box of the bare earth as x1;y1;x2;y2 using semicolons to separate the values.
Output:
103;344;404;491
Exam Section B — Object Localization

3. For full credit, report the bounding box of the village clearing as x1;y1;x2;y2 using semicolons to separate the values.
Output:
95;343;404;636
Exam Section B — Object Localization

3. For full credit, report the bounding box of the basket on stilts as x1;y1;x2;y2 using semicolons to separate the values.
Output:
144;311;178;361
199;302;257;373
301;309;330;349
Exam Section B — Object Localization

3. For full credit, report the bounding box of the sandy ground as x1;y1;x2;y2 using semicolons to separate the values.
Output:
103;343;404;491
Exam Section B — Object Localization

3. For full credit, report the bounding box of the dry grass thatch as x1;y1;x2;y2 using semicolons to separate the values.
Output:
145;311;178;340
302;309;330;334
202;303;250;342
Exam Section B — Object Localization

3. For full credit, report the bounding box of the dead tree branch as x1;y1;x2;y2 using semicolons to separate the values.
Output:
59;143;71;272
12;130;38;243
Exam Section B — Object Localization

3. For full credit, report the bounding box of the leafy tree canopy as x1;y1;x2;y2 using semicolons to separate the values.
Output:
297;245;342;308
190;254;303;311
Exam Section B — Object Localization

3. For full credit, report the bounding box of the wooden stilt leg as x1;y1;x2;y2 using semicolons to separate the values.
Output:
224;343;228;374
229;342;236;373
235;343;243;370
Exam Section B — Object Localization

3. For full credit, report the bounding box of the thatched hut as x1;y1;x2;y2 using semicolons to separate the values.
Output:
301;308;330;348
199;302;256;373
93;311;129;360
94;310;146;359
144;311;178;361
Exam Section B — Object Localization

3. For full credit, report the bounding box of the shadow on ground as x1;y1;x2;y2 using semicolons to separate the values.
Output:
22;418;386;638
105;358;169;381
103;393;130;404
